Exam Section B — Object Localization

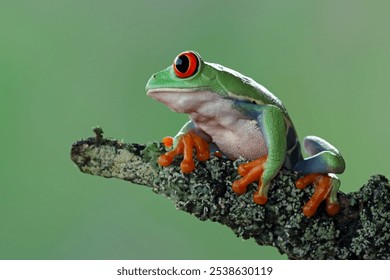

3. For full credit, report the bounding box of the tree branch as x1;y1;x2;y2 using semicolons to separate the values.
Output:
70;129;390;260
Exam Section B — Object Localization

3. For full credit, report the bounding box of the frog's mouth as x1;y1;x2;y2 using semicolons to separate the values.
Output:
147;88;219;114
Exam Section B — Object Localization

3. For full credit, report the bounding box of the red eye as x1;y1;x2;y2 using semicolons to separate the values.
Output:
173;51;200;78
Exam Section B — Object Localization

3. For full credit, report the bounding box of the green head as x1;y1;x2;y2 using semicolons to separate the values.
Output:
146;51;285;113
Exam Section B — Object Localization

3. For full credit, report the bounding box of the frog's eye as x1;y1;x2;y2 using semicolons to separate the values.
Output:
173;51;200;78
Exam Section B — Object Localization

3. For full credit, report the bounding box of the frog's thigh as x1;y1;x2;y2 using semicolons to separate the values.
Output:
293;137;345;175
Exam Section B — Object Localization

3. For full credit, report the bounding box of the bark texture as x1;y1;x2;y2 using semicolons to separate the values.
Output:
70;130;390;259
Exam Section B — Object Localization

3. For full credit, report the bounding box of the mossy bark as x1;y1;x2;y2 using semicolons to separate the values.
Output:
71;131;390;260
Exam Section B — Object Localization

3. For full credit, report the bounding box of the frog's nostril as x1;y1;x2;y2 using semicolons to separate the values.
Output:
153;74;157;79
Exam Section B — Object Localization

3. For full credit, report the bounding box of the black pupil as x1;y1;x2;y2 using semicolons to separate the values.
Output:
175;55;189;73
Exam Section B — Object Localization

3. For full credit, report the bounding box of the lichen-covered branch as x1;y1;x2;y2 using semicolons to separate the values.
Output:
70;130;390;260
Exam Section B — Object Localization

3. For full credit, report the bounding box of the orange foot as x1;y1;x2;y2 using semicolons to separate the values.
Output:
231;156;269;204
158;132;210;173
296;174;340;217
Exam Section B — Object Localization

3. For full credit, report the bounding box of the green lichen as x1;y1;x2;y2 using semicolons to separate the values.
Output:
71;136;390;260
348;175;390;259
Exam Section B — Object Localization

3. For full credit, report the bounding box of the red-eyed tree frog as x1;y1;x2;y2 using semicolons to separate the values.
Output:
146;51;345;217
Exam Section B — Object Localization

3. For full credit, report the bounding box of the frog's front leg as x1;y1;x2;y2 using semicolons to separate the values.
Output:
232;105;287;204
158;121;210;173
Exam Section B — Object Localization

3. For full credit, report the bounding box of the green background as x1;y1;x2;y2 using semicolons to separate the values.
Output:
1;0;389;259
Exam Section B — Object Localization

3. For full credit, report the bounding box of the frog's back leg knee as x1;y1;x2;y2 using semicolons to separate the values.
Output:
293;136;345;175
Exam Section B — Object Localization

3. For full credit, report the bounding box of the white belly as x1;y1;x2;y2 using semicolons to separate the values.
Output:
190;100;268;160
210;119;267;160
149;88;269;160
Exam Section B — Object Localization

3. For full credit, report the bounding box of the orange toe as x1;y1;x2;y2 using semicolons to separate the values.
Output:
190;132;210;162
237;156;266;176
232;180;248;195
326;201;340;216
158;141;184;167
297;174;337;217
295;173;320;189
233;157;268;204
158;154;174;166
253;194;268;205
180;160;195;174
303;202;317;217
232;164;264;195
158;132;210;174
162;136;173;147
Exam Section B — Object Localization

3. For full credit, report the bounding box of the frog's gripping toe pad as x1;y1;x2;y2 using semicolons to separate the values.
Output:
158;132;210;174
296;173;340;217
253;193;268;205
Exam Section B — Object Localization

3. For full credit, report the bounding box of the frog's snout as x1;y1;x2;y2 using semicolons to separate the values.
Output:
145;74;156;93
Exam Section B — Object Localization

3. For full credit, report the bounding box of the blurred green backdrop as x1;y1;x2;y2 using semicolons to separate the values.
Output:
1;0;389;260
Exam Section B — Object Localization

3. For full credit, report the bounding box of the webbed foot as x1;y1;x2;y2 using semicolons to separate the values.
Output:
296;173;340;217
231;156;269;204
158;132;210;173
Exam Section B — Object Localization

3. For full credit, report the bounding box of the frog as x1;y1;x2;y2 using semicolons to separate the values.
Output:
146;51;345;217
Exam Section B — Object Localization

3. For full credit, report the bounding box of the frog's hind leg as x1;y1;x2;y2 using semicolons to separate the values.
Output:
294;136;345;175
294;136;345;217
